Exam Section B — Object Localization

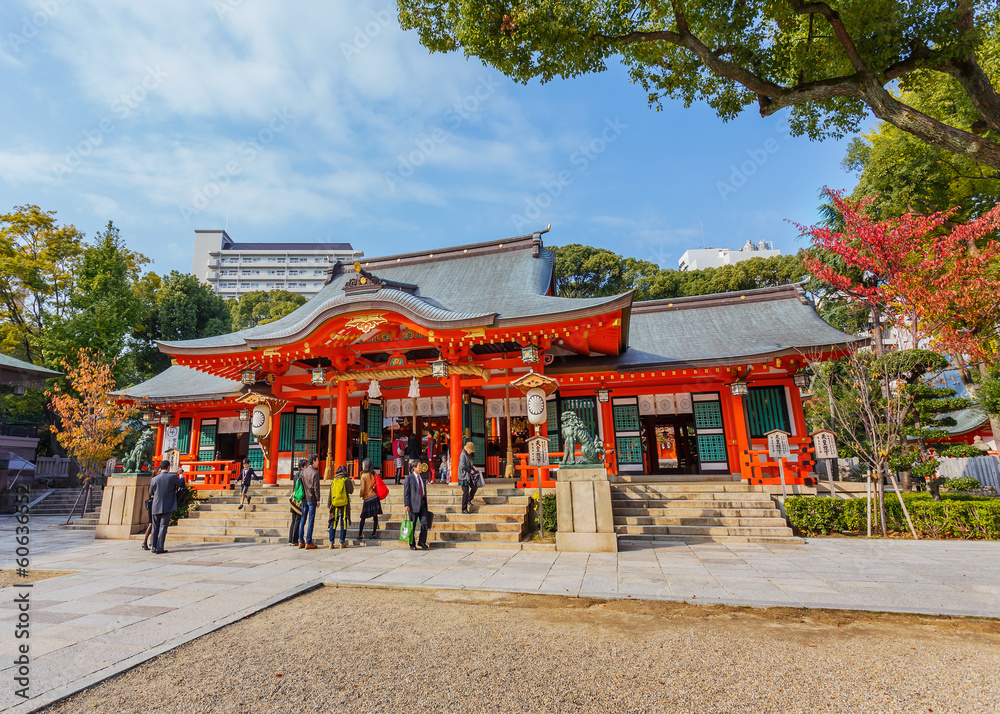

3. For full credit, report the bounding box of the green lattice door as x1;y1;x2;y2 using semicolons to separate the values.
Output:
746;386;791;438
292;409;319;471
197;419;217;470
546;399;559;452
612;397;643;473
363;399;383;465
558;396;598;449
247;444;264;471
692;393;729;472
463;395;486;467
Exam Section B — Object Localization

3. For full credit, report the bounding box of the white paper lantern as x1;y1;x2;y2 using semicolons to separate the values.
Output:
526;388;547;424
251;403;271;437
367;379;382;399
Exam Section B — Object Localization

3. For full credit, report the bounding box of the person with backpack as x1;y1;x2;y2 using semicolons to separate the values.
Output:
328;464;354;548
356;458;382;544
289;459;306;546
298;454;321;549
236;457;262;510
392;433;407;485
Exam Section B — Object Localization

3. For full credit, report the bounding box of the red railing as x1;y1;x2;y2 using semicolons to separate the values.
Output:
741;437;815;486
179;461;240;490
514;446;616;489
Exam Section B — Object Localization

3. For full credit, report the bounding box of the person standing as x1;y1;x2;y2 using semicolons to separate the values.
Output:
392;433;407;485
328;464;353;548
148;460;185;554
289;459;306;546
458;441;480;514
355;458;382;544
426;430;437;482
298;454;321;549
236;457;261;510
403;458;430;550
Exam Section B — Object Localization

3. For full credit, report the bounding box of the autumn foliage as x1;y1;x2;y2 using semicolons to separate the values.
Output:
802;190;1000;362
47;349;138;479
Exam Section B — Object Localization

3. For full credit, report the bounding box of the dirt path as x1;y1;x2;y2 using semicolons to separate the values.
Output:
43;586;1000;713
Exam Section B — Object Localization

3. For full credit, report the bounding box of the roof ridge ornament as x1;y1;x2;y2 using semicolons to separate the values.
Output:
343;261;418;295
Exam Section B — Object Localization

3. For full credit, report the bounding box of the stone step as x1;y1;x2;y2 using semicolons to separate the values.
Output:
612;507;781;518
619;534;804;545
614;524;794;537
200;495;530;507
611;499;777;511
611;483;762;494
165;526;524;542
612;474;740;483
613;515;787;527
178;515;525;531
171;518;525;537
136;533;533;549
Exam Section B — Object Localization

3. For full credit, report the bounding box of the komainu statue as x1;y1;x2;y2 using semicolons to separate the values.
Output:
559;411;604;466
122;429;155;473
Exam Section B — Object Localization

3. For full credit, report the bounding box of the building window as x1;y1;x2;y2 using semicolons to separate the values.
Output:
746;386;791;438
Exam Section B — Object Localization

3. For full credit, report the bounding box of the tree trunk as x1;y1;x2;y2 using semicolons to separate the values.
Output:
877;476;888;537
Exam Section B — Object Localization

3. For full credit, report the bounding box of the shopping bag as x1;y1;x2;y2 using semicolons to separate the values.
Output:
374;474;389;501
425;511;434;530
475;470;485;489
399;517;415;543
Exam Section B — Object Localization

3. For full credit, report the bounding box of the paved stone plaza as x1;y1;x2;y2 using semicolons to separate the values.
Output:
1;516;998;712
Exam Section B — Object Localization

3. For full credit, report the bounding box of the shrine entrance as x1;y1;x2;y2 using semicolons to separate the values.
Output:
643;414;699;475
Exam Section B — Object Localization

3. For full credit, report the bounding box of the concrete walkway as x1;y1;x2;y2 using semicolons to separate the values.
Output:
2;516;998;712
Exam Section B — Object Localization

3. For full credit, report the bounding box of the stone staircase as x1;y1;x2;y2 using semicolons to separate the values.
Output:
611;478;802;544
145;484;533;548
29;487;103;528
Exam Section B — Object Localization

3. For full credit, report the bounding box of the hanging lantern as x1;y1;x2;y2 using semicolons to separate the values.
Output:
251;403;271;437
241;369;256;385
367;379;382;399
521;343;540;364
407;377;420;399
238;408;251;422
596;387;610;403
159;413;171;425
792;372;809;388
310;368;326;385
525;387;547;425
730;381;748;396
431;357;449;378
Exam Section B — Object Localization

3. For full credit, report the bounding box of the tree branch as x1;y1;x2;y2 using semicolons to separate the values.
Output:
789;1;869;74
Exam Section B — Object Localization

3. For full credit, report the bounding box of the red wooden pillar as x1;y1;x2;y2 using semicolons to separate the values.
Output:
600;396;615;474
263;408;281;486
154;420;165;460
725;389;752;481
449;374;462;483
335;380;349;469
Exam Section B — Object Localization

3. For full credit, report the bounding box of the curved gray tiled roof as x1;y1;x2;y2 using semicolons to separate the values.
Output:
548;284;860;372
936;406;989;435
115;365;243;404
159;239;629;353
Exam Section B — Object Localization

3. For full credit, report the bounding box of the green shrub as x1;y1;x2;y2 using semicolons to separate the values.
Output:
542;493;557;532
941;443;984;458
943;476;981;492
784;494;1000;539
911;460;939;479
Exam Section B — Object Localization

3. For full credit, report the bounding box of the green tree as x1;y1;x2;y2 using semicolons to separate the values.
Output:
845;79;1000;220
42;222;148;373
231;289;307;330
0;205;84;365
399;1;1000;169
554;243;805;300
128;272;231;381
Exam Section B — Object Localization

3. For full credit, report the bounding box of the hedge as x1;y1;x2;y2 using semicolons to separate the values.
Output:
785;494;1000;540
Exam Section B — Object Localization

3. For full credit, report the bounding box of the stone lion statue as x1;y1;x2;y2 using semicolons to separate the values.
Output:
560;411;604;465
122;429;155;473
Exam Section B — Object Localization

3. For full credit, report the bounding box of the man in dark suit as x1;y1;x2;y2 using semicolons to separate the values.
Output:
148;460;186;554
402;458;430;550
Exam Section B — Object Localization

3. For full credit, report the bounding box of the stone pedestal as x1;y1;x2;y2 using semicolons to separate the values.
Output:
95;474;150;539
555;467;617;553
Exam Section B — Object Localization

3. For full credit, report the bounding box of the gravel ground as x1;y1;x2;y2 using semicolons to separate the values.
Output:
0;569;76;588
43;586;1000;714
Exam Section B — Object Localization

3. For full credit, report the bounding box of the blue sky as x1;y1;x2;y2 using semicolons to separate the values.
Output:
1;0;859;276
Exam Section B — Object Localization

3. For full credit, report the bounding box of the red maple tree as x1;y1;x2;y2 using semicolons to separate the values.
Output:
802;189;1000;362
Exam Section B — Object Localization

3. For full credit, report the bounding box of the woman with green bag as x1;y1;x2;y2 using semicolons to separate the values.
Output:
288;459;306;546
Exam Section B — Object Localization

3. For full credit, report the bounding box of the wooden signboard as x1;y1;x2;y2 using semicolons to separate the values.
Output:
527;436;550;467
811;430;838;461
766;430;790;459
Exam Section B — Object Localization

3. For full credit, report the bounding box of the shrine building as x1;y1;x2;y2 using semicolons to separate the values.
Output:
119;231;856;489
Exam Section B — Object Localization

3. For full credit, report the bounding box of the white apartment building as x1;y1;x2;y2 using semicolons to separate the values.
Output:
678;240;781;271
192;230;364;300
